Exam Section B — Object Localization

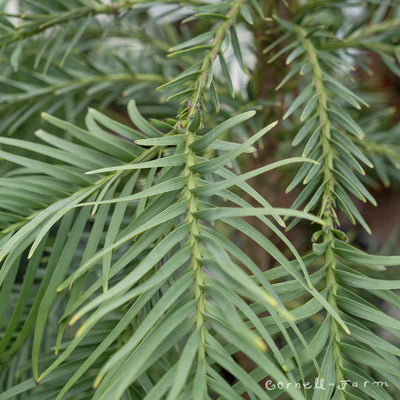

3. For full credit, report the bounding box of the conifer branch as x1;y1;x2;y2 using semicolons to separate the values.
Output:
301;30;347;396
176;0;246;388
1;0;203;47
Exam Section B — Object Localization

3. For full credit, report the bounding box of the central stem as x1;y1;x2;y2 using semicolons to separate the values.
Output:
183;129;207;362
176;0;246;388
302;31;346;396
185;0;245;120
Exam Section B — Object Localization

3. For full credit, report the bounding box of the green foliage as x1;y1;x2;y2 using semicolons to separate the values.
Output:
1;1;400;399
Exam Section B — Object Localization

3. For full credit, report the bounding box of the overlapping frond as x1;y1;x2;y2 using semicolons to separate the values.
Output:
0;95;327;399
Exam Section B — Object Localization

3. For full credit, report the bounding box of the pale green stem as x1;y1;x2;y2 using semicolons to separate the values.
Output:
178;0;246;386
301;30;346;396
182;130;207;363
185;0;246;119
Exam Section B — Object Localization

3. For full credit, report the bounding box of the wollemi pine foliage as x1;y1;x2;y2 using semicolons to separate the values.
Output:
0;1;400;400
